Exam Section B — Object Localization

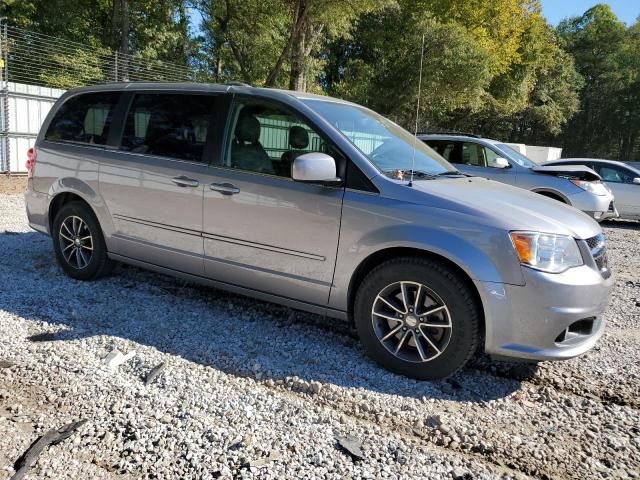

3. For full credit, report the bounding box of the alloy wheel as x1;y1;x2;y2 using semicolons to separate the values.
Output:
58;215;94;269
371;281;452;363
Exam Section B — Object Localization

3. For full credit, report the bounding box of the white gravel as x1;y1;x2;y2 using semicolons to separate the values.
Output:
0;194;639;479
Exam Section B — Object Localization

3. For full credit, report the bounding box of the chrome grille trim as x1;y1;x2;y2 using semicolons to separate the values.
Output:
586;233;610;279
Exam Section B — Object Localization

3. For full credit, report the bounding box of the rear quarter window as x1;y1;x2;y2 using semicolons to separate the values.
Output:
45;92;120;146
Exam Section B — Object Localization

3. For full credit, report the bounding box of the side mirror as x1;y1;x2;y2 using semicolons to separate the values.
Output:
490;157;510;169
292;152;341;184
633;177;640;185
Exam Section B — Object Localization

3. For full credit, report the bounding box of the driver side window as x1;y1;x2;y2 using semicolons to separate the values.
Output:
593;165;633;184
224;101;326;178
483;147;502;168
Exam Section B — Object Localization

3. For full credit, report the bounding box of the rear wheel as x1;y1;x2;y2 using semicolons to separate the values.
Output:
52;201;113;280
354;257;480;380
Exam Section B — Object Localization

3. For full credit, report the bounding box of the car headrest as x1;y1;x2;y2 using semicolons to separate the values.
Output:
289;125;309;149
235;115;261;143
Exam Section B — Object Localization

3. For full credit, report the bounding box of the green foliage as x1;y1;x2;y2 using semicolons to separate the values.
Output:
38;49;108;88
326;8;492;128
3;0;638;158
323;0;581;140
557;4;640;160
193;0;389;88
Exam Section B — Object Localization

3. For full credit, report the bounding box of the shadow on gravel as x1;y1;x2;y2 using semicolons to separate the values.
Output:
0;230;525;402
601;219;640;230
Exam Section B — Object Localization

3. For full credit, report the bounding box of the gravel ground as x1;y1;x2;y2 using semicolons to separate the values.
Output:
0;194;639;480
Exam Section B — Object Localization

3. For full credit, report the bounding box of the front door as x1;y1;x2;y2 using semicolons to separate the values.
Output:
201;97;344;306
592;163;640;218
99;92;219;274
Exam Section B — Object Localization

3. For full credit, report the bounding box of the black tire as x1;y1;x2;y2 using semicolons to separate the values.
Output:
536;191;566;204
52;201;113;280
354;257;480;380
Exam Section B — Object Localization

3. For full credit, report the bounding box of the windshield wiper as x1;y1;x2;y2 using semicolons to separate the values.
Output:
436;170;472;177
384;169;437;180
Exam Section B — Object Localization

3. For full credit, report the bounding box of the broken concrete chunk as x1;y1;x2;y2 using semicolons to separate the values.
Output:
103;349;136;369
144;362;166;385
335;434;364;461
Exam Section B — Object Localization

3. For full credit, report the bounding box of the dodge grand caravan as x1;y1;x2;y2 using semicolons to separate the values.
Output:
25;83;614;380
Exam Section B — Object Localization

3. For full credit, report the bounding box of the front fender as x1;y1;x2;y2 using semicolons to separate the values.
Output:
329;195;525;312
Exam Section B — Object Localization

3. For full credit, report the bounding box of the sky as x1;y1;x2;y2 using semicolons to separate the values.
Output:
540;0;639;25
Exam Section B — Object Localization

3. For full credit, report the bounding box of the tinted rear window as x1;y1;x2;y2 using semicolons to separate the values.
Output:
45;92;120;145
120;93;216;162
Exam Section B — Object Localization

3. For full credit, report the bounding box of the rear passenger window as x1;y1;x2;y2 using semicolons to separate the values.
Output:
45;92;120;146
120;93;215;162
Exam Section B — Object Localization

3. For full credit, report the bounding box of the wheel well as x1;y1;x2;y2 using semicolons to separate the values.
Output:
347;247;485;341
535;190;567;203
48;192;89;232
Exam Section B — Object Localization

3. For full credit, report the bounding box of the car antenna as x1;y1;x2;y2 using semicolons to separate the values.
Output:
408;33;426;188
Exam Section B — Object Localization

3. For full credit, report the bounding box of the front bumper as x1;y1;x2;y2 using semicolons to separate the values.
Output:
476;264;614;361
570;190;618;221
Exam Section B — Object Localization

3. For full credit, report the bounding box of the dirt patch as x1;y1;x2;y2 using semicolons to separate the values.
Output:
0;175;28;194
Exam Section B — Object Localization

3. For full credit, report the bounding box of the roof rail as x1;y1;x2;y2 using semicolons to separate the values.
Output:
417;130;482;138
226;81;251;87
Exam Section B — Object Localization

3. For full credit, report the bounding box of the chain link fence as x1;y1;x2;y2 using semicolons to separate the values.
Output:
0;23;196;173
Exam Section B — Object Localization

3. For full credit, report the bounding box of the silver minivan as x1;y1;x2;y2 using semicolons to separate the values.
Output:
25;83;614;379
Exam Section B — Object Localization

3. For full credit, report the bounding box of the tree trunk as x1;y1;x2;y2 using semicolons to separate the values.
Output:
111;0;129;80
265;0;307;88
120;0;129;56
289;26;306;91
111;0;129;55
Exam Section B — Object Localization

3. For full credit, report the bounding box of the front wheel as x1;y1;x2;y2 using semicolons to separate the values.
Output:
52;201;113;280
354;257;481;380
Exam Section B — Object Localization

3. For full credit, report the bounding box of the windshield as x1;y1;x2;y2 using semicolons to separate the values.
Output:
495;144;538;168
303;99;455;177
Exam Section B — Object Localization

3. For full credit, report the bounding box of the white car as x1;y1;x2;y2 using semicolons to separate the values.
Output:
545;159;640;220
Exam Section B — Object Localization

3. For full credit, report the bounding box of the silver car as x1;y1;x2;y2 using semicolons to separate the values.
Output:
544;159;640;220
420;134;618;222
24;83;613;380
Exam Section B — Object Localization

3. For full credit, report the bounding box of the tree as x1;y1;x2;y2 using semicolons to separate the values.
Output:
323;0;580;139
324;6;492;128
193;0;388;90
557;4;635;159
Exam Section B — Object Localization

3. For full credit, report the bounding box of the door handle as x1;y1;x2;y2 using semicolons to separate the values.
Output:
210;182;240;195
172;176;199;187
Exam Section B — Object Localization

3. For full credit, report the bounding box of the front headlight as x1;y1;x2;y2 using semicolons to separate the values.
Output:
509;232;583;273
570;179;608;196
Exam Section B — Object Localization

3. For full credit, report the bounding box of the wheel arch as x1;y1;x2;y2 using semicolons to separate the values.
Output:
531;188;570;204
47;179;114;241
48;192;93;233
346;247;485;345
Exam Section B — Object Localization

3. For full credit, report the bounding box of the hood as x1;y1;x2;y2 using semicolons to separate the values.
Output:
531;165;601;181
409;177;601;240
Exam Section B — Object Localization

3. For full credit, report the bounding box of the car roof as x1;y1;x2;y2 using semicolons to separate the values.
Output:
549;158;640;173
417;133;502;145
550;158;628;167
60;81;356;105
